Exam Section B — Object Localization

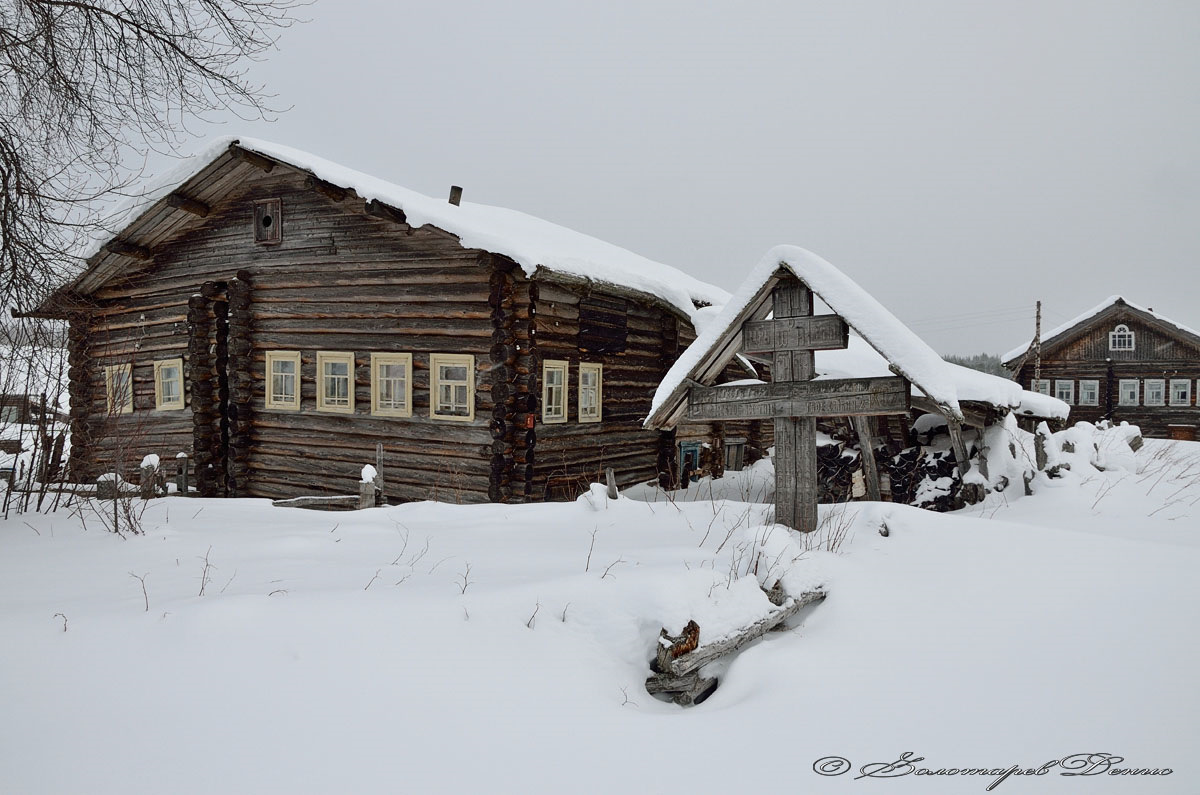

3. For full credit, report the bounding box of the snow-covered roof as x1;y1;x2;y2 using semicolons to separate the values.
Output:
646;246;1069;429
1002;295;1200;364
69;137;728;323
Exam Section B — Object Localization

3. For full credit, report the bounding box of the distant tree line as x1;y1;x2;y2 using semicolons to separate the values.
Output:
944;353;1010;378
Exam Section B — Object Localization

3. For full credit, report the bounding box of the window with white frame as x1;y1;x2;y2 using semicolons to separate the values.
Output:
104;363;133;415
265;351;301;410
1109;324;1135;351
1170;379;1191;407
1078;379;1099;407
1118;379;1139;406
1030;379;1051;395
542;360;568;423
316;352;355;413
1145;379;1165;406
153;358;184;411
1054;380;1074;404
430;354;474;420
370;353;411;417
578;362;602;423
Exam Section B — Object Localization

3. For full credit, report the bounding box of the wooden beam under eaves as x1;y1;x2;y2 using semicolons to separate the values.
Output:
305;176;348;203
365;199;408;226
103;239;152;260
228;145;275;172
165;192;210;217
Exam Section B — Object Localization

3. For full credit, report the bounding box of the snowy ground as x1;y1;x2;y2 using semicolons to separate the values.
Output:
1;431;1196;794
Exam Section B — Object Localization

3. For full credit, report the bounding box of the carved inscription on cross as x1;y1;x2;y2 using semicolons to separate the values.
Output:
684;276;909;532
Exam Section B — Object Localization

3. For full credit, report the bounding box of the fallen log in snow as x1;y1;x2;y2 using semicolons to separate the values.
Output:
646;588;827;705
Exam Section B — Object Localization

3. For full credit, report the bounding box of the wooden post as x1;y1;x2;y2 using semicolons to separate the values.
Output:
851;415;881;502
772;280;818;532
140;462;157;500
605;467;618;499
374;442;385;505
358;480;375;509
946;418;971;477
175;453;190;495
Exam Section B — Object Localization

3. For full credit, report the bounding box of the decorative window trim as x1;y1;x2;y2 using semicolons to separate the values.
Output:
1170;378;1191;407
1054;379;1074;405
265;350;301;411
1118;379;1140;406
153;358;185;411
1145;379;1166;407
316;351;355;414
104;363;133;415
578;362;603;423
1078;379;1099;407
1030;379;1051;395
1109;324;1135;351
542;360;569;424
254;198;282;244
430;353;475;422
370;353;412;417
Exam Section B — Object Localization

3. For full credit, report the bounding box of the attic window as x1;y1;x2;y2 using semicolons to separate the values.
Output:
254;198;282;244
1109;324;1134;351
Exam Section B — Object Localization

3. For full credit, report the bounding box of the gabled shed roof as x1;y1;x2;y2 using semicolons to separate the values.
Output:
646;246;1068;430
34;137;729;322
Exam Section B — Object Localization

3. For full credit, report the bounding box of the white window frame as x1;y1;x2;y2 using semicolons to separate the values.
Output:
430;353;475;422
1170;378;1191;407
104;363;133;415
542;360;569;424
370;353;412;417
1078;379;1099;407
1054;379;1074;405
316;351;355;414
1145;379;1166;406
153;358;185;411
1109;324;1135;351
1118;379;1139;406
1030;379;1051;395
265;350;301;411
578;362;602;423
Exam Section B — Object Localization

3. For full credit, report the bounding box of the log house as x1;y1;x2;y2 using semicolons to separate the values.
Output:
26;138;762;502
1004;296;1200;440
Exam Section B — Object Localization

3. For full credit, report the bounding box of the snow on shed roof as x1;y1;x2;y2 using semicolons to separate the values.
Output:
1002;295;1200;364
816;337;1067;420
646;246;1068;429
73;137;729;321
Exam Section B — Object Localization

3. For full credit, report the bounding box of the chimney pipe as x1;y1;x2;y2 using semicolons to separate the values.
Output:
448;186;463;206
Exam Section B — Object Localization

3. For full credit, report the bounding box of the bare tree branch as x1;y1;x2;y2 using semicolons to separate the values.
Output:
0;0;305;310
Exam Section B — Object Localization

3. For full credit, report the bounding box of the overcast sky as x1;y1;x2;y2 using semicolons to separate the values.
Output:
177;0;1199;356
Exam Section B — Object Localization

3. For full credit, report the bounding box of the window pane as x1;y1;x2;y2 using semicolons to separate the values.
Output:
378;363;406;409
442;365;467;382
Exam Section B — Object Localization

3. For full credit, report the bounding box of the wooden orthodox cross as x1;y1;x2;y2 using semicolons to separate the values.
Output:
684;277;909;532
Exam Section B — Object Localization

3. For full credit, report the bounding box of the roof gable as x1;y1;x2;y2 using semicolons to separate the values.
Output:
646;246;1067;430
36;137;728;321
1002;296;1200;367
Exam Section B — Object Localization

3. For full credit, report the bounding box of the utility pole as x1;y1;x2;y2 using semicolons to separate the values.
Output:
1033;300;1042;391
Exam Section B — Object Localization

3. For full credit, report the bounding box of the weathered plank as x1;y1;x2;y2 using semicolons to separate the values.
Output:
686;376;909;421
851;415;882;501
742;315;849;355
661;590;827;678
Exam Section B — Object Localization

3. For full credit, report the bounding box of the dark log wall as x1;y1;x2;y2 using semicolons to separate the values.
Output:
82;166;495;501
531;285;767;499
1015;312;1200;438
531;282;665;499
